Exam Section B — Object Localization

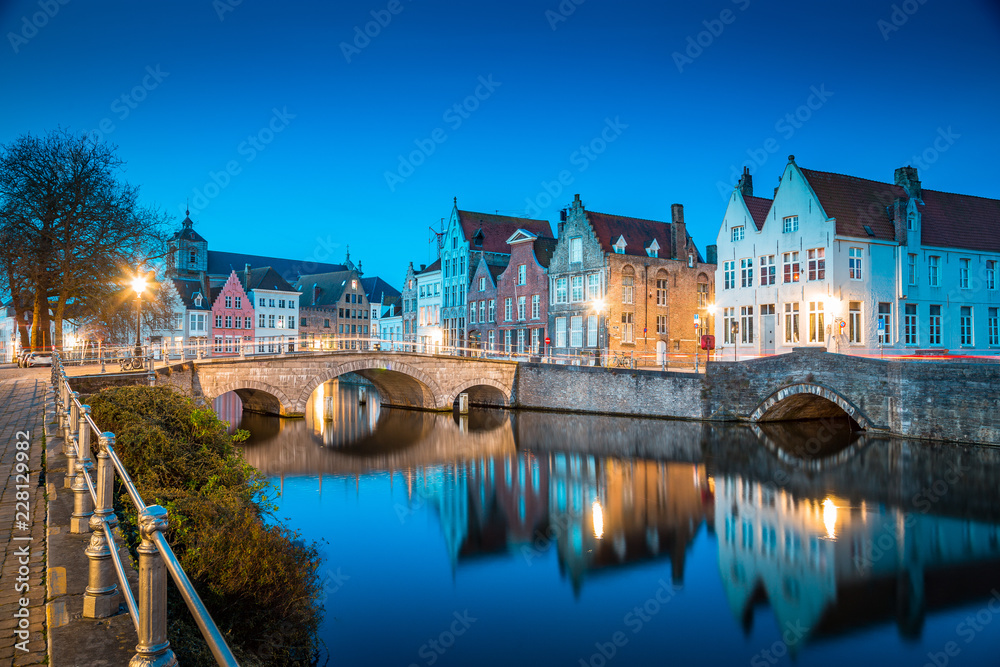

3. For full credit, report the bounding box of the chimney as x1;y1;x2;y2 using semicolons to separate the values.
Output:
420;264;426;271
244;263;251;288
670;203;686;260
894;166;921;199
572;193;583;210
312;283;320;304
737;166;753;197
892;197;908;246
705;244;718;265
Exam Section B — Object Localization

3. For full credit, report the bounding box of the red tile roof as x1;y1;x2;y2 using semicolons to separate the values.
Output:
918;189;1000;253
585;211;672;257
744;195;773;231
799;168;903;241
458;210;553;254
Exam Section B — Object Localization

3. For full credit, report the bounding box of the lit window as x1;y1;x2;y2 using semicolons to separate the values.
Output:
782;252;800;283
784;303;799;343
807;248;825;281
808;302;825;343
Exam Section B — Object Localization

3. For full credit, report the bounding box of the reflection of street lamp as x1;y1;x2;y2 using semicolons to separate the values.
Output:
131;272;148;357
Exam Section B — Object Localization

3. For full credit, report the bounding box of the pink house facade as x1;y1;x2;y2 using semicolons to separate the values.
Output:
211;270;255;355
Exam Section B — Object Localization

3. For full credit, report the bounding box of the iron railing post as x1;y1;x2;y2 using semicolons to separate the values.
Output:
64;390;79;487
70;404;94;533
84;432;121;618
131;505;177;667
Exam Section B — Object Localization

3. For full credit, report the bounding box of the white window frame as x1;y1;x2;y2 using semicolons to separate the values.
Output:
849;247;863;280
783;216;799;233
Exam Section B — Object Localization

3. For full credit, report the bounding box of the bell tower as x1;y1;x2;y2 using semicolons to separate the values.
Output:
169;208;208;276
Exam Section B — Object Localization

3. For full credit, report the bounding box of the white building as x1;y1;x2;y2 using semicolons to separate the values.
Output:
378;297;404;350
242;267;300;353
714;157;1000;357
415;259;442;352
0;303;22;363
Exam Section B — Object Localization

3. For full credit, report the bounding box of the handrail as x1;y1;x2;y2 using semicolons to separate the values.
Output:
51;351;240;666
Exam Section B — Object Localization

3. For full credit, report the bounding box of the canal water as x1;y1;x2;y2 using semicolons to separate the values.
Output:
215;381;1000;667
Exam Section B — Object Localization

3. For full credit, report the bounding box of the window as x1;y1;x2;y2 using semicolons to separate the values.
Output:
907;213;916;231
697;282;709;307
731;226;744;242
989;308;998;346
928;255;940;286
571;275;584;302
479;277;486;291
613;237;626;254
904;304;918;346
740;258;753;287
723;307;736;344
783;252;800;283
807;248;825;281
985;260;998;290
479;301;486;323
259;298;265;307
517;296;526;321
532;327;541;353
656;315;666;334
621;313;634;343
959;258;970;289
569;237;583;263
225;295;232;308
488;329;495;351
724;261;735;290
225;315;232;328
808;302;825;343
960;306;973;346
622;276;634;304
783;216;799;233
518;264;526;285
504;330;512;353
419;285;425;297
190;313;205;332
587;315;598;347
849;301;862;344
269;299;275;307
587;273;601;300
190;249;197;265
908;254;917;286
488;300;495;322
849;247;863;280
504;298;512;321
215;315;223;328
760;255;775;286
783;304;798;343
571;316;583;347
172;313;183;330
245;316;252;329
235;296;241;309
279;299;285;308
531;295;540;319
469;302;476;324
517;328;525;354
278;316;285;329
214;336;223;353
555;317;567;348
656;279;668;305
929;305;942;345
877;302;891;345
556;278;568;303
740;306;754;343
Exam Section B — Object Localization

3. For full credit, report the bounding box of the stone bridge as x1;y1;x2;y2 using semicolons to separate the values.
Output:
155;351;517;416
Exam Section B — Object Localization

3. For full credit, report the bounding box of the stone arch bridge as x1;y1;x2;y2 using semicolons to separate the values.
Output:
156;351;517;416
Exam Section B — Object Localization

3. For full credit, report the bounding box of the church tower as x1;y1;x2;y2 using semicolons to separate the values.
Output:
168;209;208;277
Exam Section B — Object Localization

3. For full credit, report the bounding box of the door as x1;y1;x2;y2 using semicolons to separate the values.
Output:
761;314;776;355
656;340;666;365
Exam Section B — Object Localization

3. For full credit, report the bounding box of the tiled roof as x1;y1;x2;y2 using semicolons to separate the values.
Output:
360;276;401;304
171;215;206;243
799;168;902;241
459;210;553;254
585;211;673;258
744;195;773;231
533;237;558;269
171;278;211;310
207;250;345;283
294;271;356;307
918;188;1000;253
239;267;297;293
415;258;441;275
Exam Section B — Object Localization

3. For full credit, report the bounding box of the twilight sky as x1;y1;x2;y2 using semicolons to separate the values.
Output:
3;0;999;284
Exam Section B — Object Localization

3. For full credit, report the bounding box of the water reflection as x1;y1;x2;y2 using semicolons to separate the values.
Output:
214;385;1000;665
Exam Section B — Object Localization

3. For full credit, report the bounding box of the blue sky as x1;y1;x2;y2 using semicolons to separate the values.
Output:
3;0;999;283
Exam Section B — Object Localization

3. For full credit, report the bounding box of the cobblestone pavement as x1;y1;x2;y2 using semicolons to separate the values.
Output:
0;376;47;666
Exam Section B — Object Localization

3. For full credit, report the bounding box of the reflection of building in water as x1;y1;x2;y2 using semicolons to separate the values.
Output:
309;379;380;448
715;474;1000;647
412;463;469;570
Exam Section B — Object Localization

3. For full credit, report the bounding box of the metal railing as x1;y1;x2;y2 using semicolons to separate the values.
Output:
50;352;239;667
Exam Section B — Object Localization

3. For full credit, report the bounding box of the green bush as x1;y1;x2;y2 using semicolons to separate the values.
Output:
87;385;322;666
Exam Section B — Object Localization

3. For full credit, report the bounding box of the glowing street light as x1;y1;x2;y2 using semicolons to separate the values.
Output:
132;271;149;358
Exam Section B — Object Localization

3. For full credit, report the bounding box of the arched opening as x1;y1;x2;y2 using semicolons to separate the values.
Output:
210;382;294;417
751;384;869;432
452;383;508;409
294;361;444;412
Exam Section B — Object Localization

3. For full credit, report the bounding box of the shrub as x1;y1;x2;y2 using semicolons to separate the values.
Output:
88;385;321;666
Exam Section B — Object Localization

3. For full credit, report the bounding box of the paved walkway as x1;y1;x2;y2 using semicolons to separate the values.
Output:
0;377;47;666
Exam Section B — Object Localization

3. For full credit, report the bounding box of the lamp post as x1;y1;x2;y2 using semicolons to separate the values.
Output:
590;298;605;367
131;273;148;358
706;304;716;363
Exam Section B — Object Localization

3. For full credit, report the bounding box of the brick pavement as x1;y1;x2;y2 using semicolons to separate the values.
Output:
0;377;47;667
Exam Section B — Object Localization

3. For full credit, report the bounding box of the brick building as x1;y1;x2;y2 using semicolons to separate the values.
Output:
295;269;371;349
466;253;506;352
210;270;254;355
495;230;556;356
400;262;418;347
548;194;716;366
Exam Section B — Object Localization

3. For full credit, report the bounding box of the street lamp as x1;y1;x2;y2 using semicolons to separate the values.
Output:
131;272;148;358
706;304;716;362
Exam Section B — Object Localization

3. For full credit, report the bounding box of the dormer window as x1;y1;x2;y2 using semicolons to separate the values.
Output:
194;293;203;307
907;213;916;231
613;235;627;254
646;238;660;258
473;230;484;248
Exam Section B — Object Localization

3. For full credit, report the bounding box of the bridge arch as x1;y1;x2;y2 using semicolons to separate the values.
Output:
446;378;511;408
750;382;872;431
294;359;447;413
210;381;296;417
